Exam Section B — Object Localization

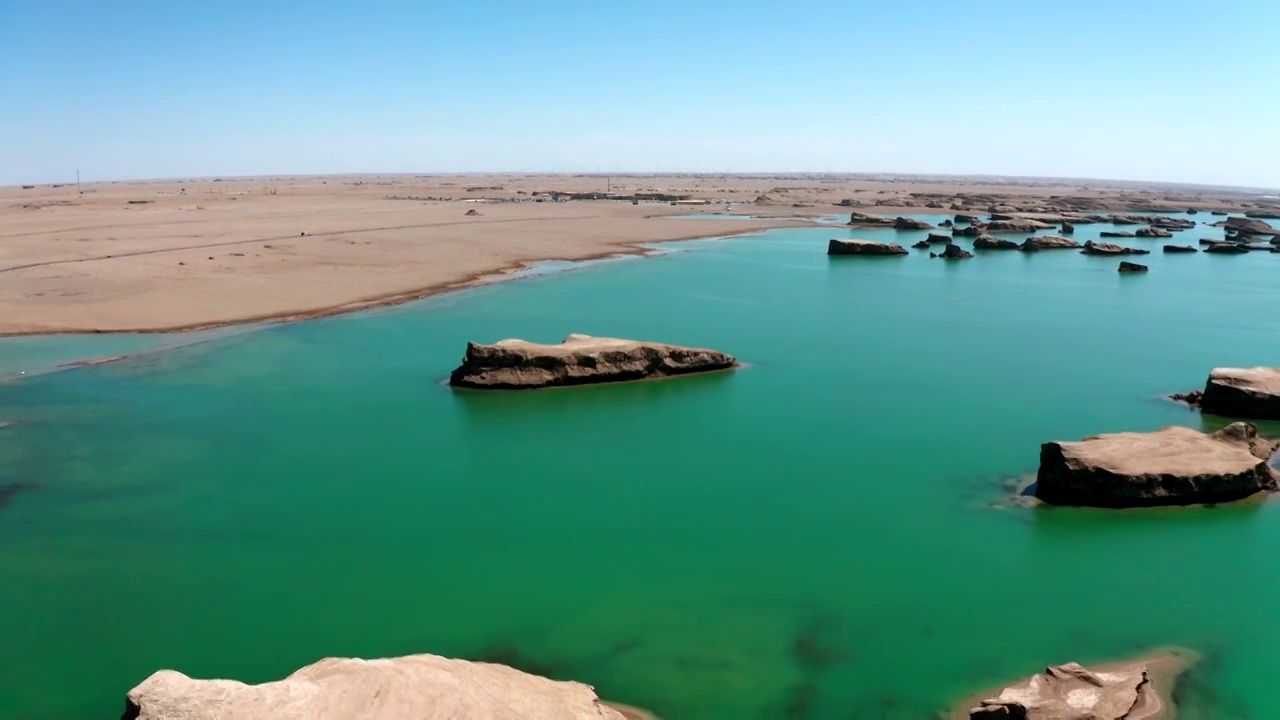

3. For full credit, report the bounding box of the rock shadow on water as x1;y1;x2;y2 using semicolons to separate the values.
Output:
0;482;38;512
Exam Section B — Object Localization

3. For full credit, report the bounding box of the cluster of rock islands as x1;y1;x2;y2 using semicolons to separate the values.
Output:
117;210;1279;719
829;210;1280;275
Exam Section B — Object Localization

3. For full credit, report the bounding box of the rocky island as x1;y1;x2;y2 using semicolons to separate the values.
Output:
1035;422;1278;507
124;653;644;720
827;239;909;256
1200;367;1280;420
450;334;737;389
959;650;1194;720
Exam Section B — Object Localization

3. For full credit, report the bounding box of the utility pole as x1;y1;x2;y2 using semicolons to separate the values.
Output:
76;169;81;194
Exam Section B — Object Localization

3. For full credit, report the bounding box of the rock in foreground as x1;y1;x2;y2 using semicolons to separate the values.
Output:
450;334;736;390
1163;244;1197;253
1035;423;1279;507
1118;261;1148;273
1201;367;1280;420
963;650;1194;720
124;654;632;720
828;239;908;256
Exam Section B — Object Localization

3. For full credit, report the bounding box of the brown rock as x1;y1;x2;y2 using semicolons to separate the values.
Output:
964;651;1194;720
123;654;632;720
1171;389;1203;407
846;211;895;227
1135;226;1172;238
450;334;736;390
955;213;981;224
1245;210;1280;219
1201;367;1280;420
912;240;931;249
926;233;953;244
951;223;988;237
1203;242;1248;254
464;209;481;216
894;216;935;230
828;239;909;256
1035;423;1279;507
1163;245;1197;253
1019;236;1080;251
1082;241;1150;256
941;219;954;227
1100;231;1136;238
1118;261;1148;273
1223;217;1276;235
973;236;1019;250
936;244;974;259
1061;221;1075;234
985;219;1052;233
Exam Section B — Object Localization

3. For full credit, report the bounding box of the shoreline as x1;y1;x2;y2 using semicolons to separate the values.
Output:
0;221;810;338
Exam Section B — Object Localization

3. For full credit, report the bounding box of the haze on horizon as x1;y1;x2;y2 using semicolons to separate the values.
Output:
3;0;1278;189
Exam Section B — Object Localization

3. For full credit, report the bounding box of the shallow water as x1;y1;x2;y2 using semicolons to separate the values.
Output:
2;215;1278;719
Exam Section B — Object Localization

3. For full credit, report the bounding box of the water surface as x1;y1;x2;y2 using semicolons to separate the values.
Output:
2;217;1278;719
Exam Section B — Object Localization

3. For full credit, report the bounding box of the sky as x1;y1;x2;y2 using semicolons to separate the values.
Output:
2;0;1278;187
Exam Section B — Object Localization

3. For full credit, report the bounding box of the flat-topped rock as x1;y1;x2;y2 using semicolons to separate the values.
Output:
1100;231;1135;238
962;651;1194;720
985;218;1052;233
124;653;632;720
926;233;953;244
894;216;934;230
1163;244;1197;253
1035;422;1279;507
1082;241;1149;256
1204;242;1248;254
828;239;908;256
450;334;736;390
1223;216;1275;235
1135;226;1172;238
1060;221;1075;234
1201;367;1280;420
846;211;895;227
1019;236;1080;251
973;236;1019;250
1118;261;1148;273
952;224;987;237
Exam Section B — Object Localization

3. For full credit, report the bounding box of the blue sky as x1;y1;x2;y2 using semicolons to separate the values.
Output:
2;0;1278;187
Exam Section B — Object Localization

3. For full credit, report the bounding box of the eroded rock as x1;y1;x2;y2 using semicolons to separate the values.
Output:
894;217;934;230
963;651;1194;720
973;236;1019;250
1118;261;1148;273
123;654;633;720
1082;241;1149;256
1201;367;1280;420
1019;236;1080;251
1163;245;1197;253
846;211;895;227
985;219;1052;233
828;239;909;256
1035;423;1279;507
450;334;736;390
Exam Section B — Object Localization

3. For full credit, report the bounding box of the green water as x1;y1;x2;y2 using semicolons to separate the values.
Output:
2;217;1279;719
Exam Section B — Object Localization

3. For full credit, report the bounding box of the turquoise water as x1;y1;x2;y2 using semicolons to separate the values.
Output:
2;217;1278;719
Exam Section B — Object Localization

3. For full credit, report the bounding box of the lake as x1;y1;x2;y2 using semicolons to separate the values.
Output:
2;215;1278;718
